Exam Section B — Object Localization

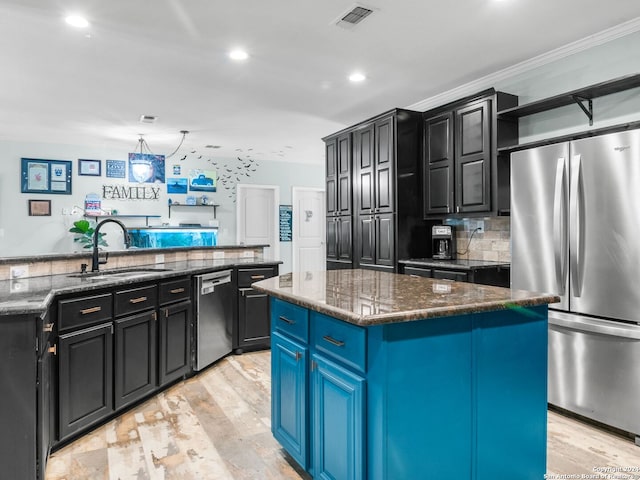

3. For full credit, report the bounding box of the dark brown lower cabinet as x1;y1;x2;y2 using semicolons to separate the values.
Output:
237;287;270;352
433;269;469;282
233;265;278;353
400;263;509;287
114;311;157;409
38;335;54;480
357;213;395;270
158;300;192;386
58;322;114;441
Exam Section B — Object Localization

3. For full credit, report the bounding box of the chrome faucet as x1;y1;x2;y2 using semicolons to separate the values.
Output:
91;218;130;272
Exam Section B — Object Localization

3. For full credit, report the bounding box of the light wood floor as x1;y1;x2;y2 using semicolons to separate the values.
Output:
46;351;640;480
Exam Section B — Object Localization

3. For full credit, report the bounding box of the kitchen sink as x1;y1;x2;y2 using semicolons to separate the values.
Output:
68;267;172;280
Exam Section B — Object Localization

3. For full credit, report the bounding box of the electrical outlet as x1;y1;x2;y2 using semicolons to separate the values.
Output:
242;250;254;258
61;208;70;215
155;254;165;264
10;265;29;279
467;219;484;233
212;251;225;259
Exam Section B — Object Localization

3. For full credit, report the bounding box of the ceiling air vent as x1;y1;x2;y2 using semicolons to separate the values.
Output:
335;4;375;30
139;114;157;124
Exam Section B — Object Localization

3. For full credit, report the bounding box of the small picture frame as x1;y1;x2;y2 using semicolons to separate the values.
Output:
28;199;51;216
78;159;102;176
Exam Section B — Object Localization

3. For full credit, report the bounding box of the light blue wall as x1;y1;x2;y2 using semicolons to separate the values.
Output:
494;30;640;143
0;139;324;274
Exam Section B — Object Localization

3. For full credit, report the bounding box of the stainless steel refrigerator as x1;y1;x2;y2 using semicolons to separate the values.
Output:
511;129;640;444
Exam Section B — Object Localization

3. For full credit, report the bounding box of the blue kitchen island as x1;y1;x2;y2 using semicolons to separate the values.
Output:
253;269;559;480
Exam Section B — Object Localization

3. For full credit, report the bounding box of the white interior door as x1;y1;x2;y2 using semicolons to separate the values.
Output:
292;187;325;272
237;184;280;260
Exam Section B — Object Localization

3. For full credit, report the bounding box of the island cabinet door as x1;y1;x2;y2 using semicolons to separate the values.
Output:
271;332;308;469
473;307;548;480
311;354;365;480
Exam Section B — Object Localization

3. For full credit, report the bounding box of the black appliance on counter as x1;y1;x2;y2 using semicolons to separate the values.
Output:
432;225;455;260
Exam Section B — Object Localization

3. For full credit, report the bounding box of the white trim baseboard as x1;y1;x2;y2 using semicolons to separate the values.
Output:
407;16;640;112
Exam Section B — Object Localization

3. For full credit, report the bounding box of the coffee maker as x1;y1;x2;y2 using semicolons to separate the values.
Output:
432;225;456;260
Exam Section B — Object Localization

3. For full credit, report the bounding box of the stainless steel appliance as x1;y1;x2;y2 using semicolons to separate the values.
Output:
511;129;640;444
432;225;455;260
193;270;234;370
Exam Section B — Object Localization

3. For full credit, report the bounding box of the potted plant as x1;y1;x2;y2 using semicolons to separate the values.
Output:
69;219;108;249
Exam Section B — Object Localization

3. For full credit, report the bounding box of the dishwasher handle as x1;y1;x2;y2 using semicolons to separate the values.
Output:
199;270;232;295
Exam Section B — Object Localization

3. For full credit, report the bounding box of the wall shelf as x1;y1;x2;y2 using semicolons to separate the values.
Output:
168;204;219;219
84;214;161;227
497;73;640;123
497;119;640;156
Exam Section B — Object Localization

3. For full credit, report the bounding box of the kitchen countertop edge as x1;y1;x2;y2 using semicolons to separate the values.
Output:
399;258;511;271
0;258;281;317
253;270;559;327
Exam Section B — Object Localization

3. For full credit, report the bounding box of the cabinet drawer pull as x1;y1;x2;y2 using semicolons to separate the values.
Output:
48;345;57;356
323;335;345;347
80;306;101;315
251;274;265;280
43;323;54;332
170;288;185;294
129;296;148;304
279;315;295;325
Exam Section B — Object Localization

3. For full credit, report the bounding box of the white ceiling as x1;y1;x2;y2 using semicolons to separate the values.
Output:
1;0;640;165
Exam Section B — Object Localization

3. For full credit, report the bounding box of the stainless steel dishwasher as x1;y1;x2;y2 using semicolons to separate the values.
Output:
193;269;234;370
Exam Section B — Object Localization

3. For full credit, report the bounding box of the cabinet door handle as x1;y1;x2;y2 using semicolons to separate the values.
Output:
129;296;148;304
43;323;54;332
323;335;345;347
80;306;101;315
251;275;265;280
170;288;185;294
279;315;295;325
48;344;57;356
295;351;302;362
152;311;157;321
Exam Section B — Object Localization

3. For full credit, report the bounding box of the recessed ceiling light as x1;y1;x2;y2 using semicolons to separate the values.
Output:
65;15;89;28
349;72;366;83
205;145;222;149
229;49;249;61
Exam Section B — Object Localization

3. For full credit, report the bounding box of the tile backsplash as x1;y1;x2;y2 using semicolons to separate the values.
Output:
446;217;511;262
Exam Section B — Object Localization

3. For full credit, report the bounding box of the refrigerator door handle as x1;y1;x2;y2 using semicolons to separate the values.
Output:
569;154;584;297
549;311;640;340
553;157;567;295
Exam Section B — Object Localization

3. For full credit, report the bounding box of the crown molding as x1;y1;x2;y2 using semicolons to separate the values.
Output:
408;16;640;112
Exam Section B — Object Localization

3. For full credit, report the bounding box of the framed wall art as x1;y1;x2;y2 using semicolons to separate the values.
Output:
21;158;72;194
28;199;51;216
189;169;217;192
78;159;101;176
106;159;126;178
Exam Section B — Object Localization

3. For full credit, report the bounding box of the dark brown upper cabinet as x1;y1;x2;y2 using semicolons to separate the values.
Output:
423;90;518;218
455;99;491;214
326;132;352;217
423;112;454;215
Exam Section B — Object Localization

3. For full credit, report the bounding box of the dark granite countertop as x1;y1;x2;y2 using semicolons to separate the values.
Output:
252;269;558;326
0;258;281;317
399;258;510;271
